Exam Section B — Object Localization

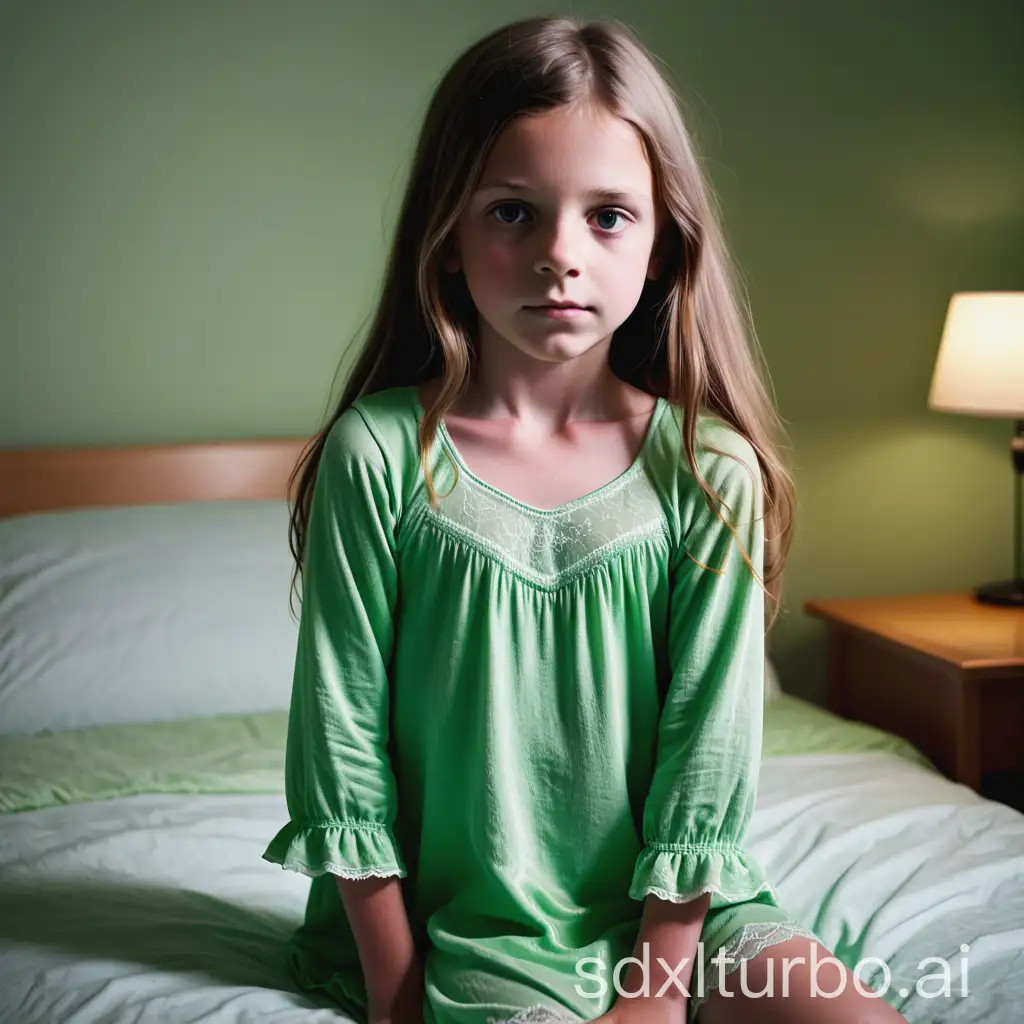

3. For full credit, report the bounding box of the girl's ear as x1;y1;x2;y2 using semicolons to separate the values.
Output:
646;209;669;281
443;236;461;273
646;249;661;281
646;235;663;281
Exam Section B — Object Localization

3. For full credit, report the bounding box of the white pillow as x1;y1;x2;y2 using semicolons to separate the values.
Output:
765;657;784;703
0;501;299;738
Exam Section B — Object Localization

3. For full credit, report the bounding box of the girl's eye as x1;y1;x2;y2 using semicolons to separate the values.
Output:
487;203;631;233
593;209;627;232
491;202;529;226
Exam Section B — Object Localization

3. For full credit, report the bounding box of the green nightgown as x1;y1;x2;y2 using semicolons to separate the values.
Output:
263;384;817;1024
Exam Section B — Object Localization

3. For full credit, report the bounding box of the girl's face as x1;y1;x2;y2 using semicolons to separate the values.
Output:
447;103;662;366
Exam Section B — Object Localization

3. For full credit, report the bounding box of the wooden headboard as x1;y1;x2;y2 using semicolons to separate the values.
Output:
0;438;310;518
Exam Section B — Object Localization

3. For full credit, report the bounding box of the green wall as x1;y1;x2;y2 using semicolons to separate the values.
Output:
3;1;1022;703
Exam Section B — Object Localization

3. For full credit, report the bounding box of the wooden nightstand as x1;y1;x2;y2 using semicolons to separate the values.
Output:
804;591;1024;807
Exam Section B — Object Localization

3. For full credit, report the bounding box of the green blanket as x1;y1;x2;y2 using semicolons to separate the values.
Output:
0;694;934;814
0;711;288;812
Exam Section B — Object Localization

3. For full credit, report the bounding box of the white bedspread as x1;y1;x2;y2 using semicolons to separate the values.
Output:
1;752;1021;1023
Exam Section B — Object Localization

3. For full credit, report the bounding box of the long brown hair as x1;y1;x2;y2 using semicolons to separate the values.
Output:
287;15;796;633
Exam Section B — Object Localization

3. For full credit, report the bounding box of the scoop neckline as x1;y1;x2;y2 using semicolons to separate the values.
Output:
407;385;667;517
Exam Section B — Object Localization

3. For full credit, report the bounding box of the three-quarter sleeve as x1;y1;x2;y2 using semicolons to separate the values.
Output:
630;432;777;910
263;406;406;881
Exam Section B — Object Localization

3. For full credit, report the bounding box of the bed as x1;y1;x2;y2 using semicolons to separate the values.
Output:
1;437;1022;1023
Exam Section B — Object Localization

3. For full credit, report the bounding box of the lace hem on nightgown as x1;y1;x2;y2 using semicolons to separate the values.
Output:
687;921;821;1018
262;819;407;880
630;842;778;908
637;880;778;904
488;1007;581;1024
484;923;821;1024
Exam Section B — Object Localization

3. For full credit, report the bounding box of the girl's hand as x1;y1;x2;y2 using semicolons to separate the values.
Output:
368;985;426;1024
367;957;426;1024
368;994;424;1024
592;995;688;1024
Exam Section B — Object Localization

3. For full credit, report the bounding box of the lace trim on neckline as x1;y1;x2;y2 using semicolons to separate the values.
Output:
413;471;669;591
433;394;667;518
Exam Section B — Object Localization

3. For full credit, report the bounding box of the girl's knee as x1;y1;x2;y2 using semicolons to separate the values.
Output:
699;937;907;1024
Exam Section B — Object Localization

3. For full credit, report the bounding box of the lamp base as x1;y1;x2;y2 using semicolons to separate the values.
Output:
975;578;1024;607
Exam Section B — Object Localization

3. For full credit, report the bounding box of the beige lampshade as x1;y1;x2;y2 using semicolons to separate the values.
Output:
928;292;1024;418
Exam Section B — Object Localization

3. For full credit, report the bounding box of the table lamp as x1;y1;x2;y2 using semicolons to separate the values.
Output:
928;292;1024;606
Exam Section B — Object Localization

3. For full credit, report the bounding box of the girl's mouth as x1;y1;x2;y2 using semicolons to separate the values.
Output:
525;305;591;319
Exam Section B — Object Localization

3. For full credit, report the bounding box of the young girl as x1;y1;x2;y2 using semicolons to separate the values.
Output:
264;16;907;1024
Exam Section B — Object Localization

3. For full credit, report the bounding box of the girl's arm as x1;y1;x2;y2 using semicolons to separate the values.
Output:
262;408;418;1018
616;892;711;1017
618;432;774;1020
336;875;424;1023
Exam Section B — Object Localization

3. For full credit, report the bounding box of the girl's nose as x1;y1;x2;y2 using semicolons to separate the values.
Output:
532;220;582;278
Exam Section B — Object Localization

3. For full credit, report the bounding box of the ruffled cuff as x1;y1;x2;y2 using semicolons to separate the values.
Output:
629;842;778;909
263;819;407;880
